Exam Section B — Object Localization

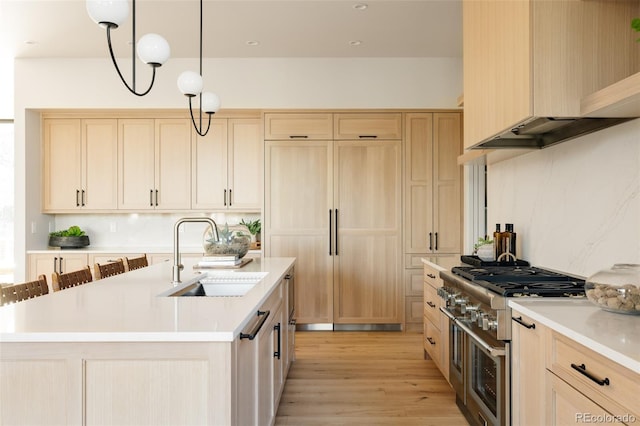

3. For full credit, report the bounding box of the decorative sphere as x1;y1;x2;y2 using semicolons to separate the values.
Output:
137;33;170;66
177;71;203;96
201;92;221;114
86;0;129;27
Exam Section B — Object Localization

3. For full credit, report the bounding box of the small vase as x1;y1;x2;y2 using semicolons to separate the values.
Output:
476;244;495;261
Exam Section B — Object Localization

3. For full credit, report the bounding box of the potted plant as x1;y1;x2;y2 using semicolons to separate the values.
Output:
48;225;90;248
240;219;261;243
474;237;494;261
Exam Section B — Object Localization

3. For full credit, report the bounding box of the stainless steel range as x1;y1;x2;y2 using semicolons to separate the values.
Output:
438;264;585;426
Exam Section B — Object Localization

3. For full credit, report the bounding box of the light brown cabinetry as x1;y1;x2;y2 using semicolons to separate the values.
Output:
463;0;640;149
28;253;88;284
43;119;118;212
422;262;449;382
404;112;462;330
264;112;333;140
333;113;402;140
118;119;191;210
265;112;402;326
192;118;262;211
511;310;546;426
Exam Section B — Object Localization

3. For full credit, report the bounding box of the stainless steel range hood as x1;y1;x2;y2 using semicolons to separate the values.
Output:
472;116;634;149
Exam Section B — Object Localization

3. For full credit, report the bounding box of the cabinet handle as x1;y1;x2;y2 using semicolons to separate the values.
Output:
427;273;436;279
426;337;436;345
570;363;610;386
229;189;232;207
512;316;536;329
426;301;436;308
150;190;153;207
274;322;281;359
81;190;85;206
429;232;433;250
435;232;438;251
358;135;378;139
224;189;227;206
59;257;64;274
53;257;58;273
289;135;308;139
76;190;80;207
335;209;339;255
155;190;158;206
240;310;270;340
328;210;333;256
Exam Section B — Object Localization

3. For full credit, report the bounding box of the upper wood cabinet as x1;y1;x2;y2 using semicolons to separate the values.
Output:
43;119;118;212
264;113;333;140
333;113;402;140
118;119;191;211
463;0;640;149
192;118;262;211
404;112;462;254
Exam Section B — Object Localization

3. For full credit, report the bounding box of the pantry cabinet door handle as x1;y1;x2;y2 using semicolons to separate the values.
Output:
435;232;438;251
328;210;333;256
229;189;232;206
224;189;227;206
512;316;535;329
155;190;158;206
150;190;154;207
571;363;610;386
334;209;339;255
76;190;80;207
81;190;85;206
429;232;433;251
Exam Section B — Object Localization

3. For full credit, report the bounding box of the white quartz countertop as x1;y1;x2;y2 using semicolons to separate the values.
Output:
0;257;294;343
509;299;640;373
27;246;261;255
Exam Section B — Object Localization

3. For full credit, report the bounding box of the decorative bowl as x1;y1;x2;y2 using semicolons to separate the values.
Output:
585;264;640;315
202;224;251;259
48;235;90;249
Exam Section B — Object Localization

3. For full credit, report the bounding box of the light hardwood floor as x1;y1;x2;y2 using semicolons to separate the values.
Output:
275;331;468;425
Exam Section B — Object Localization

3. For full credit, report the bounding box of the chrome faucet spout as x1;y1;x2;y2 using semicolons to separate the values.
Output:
172;217;218;284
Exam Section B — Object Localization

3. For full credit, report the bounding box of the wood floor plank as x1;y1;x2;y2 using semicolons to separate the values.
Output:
275;331;469;425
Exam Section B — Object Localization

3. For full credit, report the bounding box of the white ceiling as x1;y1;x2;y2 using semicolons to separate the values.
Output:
0;0;462;59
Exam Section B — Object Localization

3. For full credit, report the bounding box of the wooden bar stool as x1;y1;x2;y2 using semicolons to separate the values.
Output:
94;259;126;280
1;275;49;305
52;266;93;292
124;254;149;271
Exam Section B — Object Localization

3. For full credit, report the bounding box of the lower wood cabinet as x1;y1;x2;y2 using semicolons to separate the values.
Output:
28;253;88;284
422;262;450;382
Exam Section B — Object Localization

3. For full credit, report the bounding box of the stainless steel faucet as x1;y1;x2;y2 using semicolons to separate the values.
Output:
173;217;219;284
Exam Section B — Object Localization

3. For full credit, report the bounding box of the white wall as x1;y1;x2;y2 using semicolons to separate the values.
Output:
487;119;640;277
14;56;463;280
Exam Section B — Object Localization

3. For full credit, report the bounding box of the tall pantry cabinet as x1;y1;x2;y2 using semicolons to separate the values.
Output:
264;112;403;326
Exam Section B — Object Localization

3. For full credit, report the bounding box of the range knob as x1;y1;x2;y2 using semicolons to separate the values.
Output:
481;315;498;331
461;304;479;314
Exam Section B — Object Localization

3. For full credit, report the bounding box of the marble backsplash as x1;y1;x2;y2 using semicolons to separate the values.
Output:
487;119;640;278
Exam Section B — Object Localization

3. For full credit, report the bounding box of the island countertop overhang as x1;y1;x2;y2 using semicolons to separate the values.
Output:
0;257;295;343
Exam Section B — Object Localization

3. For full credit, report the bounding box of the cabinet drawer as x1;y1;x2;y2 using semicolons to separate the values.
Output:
404;269;424;296
423;282;441;326
423;317;444;369
423;264;441;288
333;113;402;140
264;113;333;140
547;331;640;420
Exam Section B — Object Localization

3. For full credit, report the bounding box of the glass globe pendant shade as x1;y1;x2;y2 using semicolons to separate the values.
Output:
177;71;203;97
86;0;129;27
201;92;221;114
137;33;170;66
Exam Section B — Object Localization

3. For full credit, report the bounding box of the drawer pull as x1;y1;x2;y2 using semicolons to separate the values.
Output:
426;337;436;345
426;301;436;308
571;363;610;386
512;316;536;329
427;273;436;279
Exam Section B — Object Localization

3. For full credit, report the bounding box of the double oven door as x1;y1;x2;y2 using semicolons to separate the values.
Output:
444;310;508;426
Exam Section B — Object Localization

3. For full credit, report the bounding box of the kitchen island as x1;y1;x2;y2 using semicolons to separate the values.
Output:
0;257;295;426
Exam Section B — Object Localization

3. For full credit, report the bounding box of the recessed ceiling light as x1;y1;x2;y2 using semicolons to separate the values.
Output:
246;41;260;46
353;3;368;10
349;40;362;46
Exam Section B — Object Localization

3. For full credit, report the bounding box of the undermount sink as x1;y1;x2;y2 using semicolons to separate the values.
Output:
159;271;269;297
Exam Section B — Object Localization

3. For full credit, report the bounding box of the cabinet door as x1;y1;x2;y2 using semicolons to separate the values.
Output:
82;119;118;210
29;254;88;283
119;119;155;210
333;140;402;324
155;119;191;210
404;113;434;253
333;113;403;140
265;141;334;324
511;311;545;426
192;120;228;210
235;334;258;425
43;119;82;211
271;303;285;412
432;113;462;254
264;113;333;140
257;314;275;426
228;118;262;211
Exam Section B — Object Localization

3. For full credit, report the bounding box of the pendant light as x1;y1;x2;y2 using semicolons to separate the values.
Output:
177;0;220;137
87;0;170;97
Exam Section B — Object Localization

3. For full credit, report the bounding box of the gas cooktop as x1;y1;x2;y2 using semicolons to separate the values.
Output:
451;266;586;297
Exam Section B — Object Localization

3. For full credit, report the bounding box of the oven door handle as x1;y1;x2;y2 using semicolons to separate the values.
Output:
441;307;506;357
